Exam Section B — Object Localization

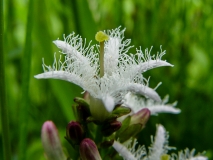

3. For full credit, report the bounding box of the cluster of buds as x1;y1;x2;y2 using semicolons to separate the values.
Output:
41;97;150;160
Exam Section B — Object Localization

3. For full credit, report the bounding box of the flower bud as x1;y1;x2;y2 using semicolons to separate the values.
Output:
101;121;122;137
66;121;84;145
116;109;150;142
79;138;102;160
41;121;66;160
130;108;150;127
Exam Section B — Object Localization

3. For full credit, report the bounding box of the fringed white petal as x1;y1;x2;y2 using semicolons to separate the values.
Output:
148;125;168;160
123;93;180;115
137;60;173;73
53;40;72;54
112;141;137;160
104;37;120;75
53;40;93;66
126;83;161;102
34;71;84;88
148;105;181;115
190;157;208;160
171;149;208;160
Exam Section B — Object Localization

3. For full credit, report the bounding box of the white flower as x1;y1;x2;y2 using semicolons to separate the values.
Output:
112;125;207;160
35;27;173;121
123;93;181;115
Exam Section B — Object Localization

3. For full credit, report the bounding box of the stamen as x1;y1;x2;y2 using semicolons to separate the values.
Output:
95;31;109;77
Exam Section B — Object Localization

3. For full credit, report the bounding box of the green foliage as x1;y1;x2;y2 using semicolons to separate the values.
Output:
1;0;213;159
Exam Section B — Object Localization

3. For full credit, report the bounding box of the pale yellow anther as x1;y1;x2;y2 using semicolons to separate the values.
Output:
95;31;109;42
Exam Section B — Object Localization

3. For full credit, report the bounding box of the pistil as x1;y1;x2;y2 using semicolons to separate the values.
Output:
95;31;109;77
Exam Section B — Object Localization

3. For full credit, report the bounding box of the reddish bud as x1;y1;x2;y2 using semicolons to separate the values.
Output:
130;108;150;127
66;121;84;145
41;121;66;160
79;138;102;160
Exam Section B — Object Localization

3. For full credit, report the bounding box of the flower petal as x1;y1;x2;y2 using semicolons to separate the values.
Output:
190;157;208;160
53;40;72;54
126;83;161;102
137;60;173;73
34;71;84;88
148;124;168;160
112;141;137;160
147;105;181;115
104;37;120;75
124;93;180;115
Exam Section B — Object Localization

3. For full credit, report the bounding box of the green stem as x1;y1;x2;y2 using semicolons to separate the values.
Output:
95;125;103;144
0;0;11;159
99;41;104;77
18;0;33;160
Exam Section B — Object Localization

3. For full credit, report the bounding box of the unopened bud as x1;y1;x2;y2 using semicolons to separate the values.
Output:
41;121;66;160
116;109;150;142
79;138;102;160
66;121;84;145
101;121;122;137
130;108;150;127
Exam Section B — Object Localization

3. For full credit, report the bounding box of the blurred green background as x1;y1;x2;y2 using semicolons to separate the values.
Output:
1;0;213;159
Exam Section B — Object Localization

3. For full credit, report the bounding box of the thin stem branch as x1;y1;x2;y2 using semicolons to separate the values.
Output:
18;0;33;159
0;0;11;159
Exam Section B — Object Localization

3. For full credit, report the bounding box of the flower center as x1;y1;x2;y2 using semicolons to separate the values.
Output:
95;31;109;77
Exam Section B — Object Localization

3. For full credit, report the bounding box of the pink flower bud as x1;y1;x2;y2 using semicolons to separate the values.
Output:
66;121;84;145
130;108;150;127
79;138;102;160
41;121;66;160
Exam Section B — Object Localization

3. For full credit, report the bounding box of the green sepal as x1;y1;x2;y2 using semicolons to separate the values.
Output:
106;106;131;122
71;104;78;119
115;116;131;138
74;97;91;114
118;124;142;142
86;116;102;125
64;136;79;151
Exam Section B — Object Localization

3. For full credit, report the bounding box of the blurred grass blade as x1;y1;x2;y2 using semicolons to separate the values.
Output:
18;0;34;159
0;0;11;160
72;0;97;39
